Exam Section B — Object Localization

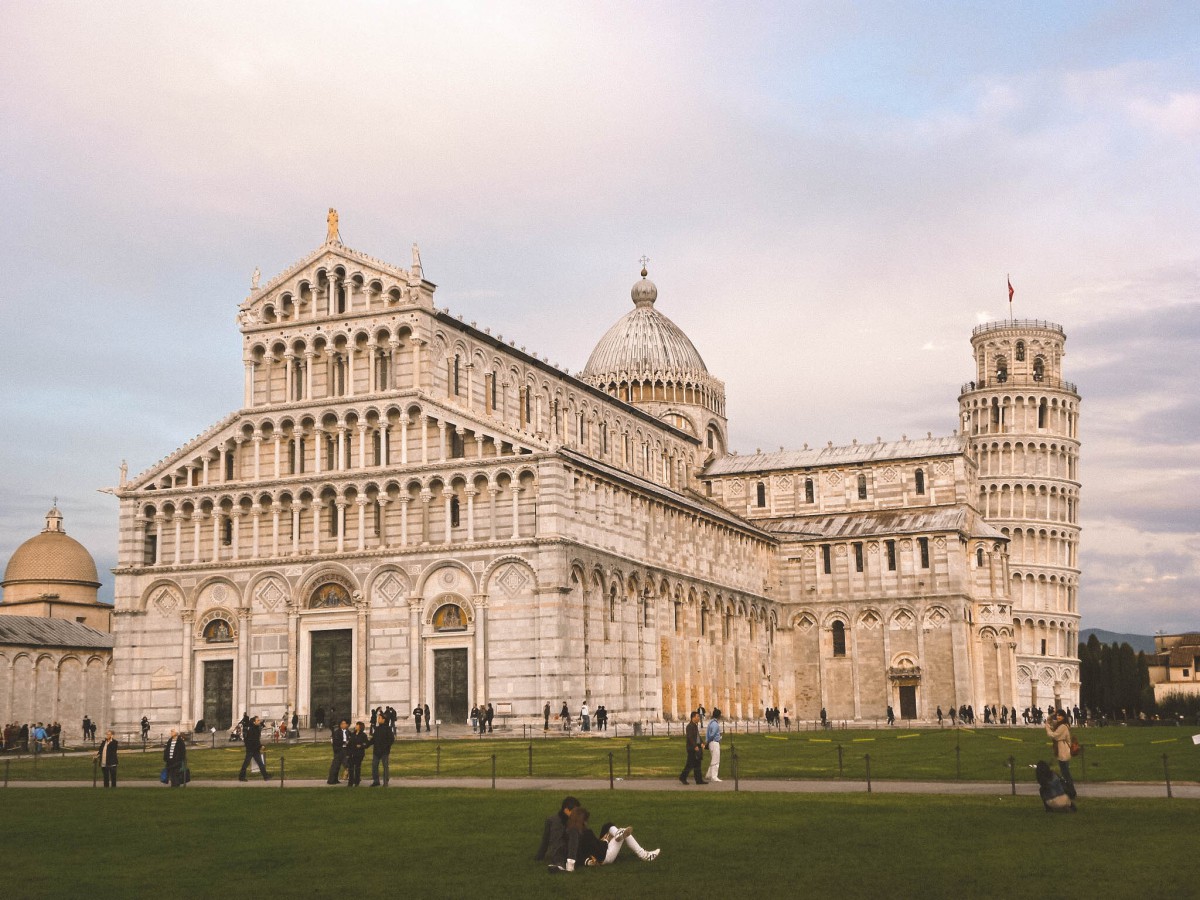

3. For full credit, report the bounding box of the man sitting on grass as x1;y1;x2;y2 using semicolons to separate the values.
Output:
535;795;580;872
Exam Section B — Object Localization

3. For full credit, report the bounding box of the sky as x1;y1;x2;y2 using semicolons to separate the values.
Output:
1;1;1197;634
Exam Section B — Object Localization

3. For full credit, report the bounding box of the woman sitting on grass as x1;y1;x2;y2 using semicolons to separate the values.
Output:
565;807;660;868
1034;760;1076;812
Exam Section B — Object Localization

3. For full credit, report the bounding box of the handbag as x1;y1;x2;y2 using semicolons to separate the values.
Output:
1069;739;1081;757
159;767;169;784
184;767;192;783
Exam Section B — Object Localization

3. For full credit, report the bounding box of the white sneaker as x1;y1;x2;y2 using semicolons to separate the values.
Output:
612;826;632;842
644;849;660;862
711;776;723;782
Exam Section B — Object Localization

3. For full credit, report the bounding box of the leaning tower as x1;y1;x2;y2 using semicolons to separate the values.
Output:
959;320;1081;712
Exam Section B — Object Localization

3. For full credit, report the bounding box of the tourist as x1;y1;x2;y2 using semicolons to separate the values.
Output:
705;708;723;782
679;710;706;785
413;704;423;732
140;716;150;741
581;701;590;732
238;715;270;782
564;807;661;868
346;721;368;787
1044;710;1078;801
1034;760;1075;812
327;719;350;785
423;703;430;732
560;701;570;732
163;728;187;787
535;795;580;872
486;702;495;733
543;702;551;732
471;704;480;732
370;712;394;786
887;706;895;726
97;729;119;788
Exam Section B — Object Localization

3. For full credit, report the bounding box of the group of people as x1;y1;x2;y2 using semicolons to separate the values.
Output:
412;703;432;732
1038;709;1079;812
2;721;63;752
542;701;611;732
933;704;1090;727
470;703;495;733
535;795;660;872
680;708;724;784
325;714;396;786
764;707;789;728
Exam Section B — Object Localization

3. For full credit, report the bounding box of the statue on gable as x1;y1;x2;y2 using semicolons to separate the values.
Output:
251;267;261;290
326;208;341;244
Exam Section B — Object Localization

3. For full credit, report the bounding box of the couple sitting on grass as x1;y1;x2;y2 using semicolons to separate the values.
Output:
535;795;660;872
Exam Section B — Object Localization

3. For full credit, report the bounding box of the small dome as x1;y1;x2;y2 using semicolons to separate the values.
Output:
582;268;709;380
2;507;100;589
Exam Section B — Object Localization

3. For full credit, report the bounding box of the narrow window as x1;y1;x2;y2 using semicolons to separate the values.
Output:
373;431;382;466
1038;398;1047;429
453;355;461;395
700;606;706;635
673;602;681;632
1015;341;1026;362
821;543;832;575
524;388;533;426
853;542;864;572
756;481;766;507
450;496;460;528
225;450;235;481
1040;638;1047;656
1033;356;1045;382
485;373;494;413
610;596;617;624
885;540;896;571
601;423;609;455
297;436;306;474
915;468;925;495
976;546;984;567
329;501;339;536
857;474;867;500
450;431;465;459
996;356;1008;383
805;477;815;503
832;621;846;657
144;531;157;564
373;501;382;536
289;440;297;474
918;536;930;569
222;516;233;545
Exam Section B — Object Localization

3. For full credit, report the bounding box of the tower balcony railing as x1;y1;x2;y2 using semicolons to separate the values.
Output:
960;376;1078;395
972;319;1064;336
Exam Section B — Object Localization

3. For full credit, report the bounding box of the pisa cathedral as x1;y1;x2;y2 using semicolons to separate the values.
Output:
108;226;1081;731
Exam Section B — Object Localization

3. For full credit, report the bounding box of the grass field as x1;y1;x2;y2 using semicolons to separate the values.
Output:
6;788;1198;898
5;725;1198;784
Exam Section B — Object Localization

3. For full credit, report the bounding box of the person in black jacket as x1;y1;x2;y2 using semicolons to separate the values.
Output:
370;712;394;786
163;729;187;787
678;710;706;785
97;729;119;787
535;795;580;872
238;715;271;781
327;719;350;785
423;703;431;732
346;721;369;787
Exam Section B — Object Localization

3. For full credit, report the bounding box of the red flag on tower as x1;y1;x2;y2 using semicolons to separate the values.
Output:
1007;276;1014;302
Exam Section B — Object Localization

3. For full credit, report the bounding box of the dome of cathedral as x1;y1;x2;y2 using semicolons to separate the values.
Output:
2;506;100;589
582;269;709;381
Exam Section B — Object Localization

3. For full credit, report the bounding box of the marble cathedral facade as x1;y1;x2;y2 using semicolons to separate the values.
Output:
109;229;1080;731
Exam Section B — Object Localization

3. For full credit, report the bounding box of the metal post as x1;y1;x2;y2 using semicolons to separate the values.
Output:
1163;753;1172;799
626;743;631;778
1008;756;1016;795
528;742;533;776
609;752;614;789
955;743;961;779
280;756;286;789
837;743;843;777
865;754;872;793
491;754;497;789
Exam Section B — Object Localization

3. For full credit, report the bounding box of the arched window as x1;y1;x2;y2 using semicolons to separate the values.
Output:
756;482;766;507
821;544;832;575
1038;398;1047;428
996;356;1008;383
1015;341;1026;361
857;474;868;500
450;496;461;528
832;621;846;657
976;546;985;567
805;477;815;503
1033;356;1045;381
914;468;925;495
450;354;461;396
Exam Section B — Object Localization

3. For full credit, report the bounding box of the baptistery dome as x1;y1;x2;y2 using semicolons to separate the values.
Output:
582;268;710;381
3;506;100;591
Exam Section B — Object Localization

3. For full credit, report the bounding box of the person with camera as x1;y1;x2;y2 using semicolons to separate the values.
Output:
238;714;271;782
1044;709;1078;801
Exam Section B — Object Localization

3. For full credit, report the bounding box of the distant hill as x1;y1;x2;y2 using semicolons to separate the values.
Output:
1080;628;1156;654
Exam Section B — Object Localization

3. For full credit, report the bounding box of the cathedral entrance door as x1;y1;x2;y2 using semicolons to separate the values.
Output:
310;630;353;725
203;660;234;731
434;648;469;725
898;685;917;720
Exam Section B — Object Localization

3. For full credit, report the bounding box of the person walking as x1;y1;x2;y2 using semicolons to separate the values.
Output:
1045;709;1078;801
486;702;495;733
97;729;119;788
370;712;394;786
140;716;150;741
679;710;706;785
705;708;723;782
327;719;350;785
887;705;895;726
543;702;551;732
423;703;431;732
413;704;423;733
580;701;590;732
163;729;187;787
238;715;271;781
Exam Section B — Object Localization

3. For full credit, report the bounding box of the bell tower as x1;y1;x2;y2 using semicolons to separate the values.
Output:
959;319;1081;711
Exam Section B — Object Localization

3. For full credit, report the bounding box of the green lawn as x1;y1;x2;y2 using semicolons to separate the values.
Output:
5;788;1197;898
6;725;1198;784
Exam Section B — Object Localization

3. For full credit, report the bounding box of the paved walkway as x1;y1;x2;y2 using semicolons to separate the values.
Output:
7;776;1196;797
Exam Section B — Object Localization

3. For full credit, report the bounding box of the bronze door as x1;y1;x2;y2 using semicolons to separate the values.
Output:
899;685;918;720
203;660;234;731
310;629;353;725
434;648;469;725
